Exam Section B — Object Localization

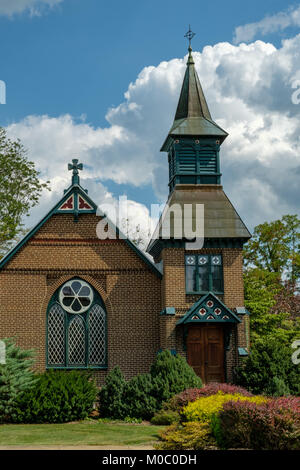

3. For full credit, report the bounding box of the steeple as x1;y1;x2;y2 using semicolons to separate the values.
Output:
161;28;228;192
161;30;228;153
173;44;213;123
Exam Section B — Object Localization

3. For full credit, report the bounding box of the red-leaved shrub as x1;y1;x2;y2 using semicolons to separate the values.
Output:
215;396;300;450
165;383;252;411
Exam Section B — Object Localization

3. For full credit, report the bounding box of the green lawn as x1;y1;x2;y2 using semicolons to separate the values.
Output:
0;420;164;447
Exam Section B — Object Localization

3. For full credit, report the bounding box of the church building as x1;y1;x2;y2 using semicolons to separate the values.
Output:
0;42;251;385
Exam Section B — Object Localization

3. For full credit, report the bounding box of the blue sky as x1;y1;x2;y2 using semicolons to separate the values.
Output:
1;0;300;242
0;0;297;126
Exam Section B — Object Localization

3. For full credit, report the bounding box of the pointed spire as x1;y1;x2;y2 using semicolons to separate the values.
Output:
161;29;228;151
174;44;212;122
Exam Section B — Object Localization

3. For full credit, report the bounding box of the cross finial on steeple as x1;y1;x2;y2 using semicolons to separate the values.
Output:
184;25;195;50
68;158;83;186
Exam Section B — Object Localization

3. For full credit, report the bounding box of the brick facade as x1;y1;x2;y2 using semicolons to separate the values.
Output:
0;214;161;385
0;210;249;385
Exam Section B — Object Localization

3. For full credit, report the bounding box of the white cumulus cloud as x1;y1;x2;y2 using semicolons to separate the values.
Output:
6;36;300;241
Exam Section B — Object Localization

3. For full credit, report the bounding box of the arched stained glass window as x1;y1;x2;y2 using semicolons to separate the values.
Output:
46;279;107;369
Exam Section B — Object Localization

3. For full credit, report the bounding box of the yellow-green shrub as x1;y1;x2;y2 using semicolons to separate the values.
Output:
182;391;268;423
155;421;215;450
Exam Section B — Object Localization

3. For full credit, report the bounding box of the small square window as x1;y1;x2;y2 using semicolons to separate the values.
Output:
185;254;223;294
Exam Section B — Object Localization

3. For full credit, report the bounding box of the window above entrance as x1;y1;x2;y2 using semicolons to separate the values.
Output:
185;254;223;294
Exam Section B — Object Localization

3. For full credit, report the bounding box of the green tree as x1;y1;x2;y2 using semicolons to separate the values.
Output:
282;215;300;282
243;215;300;281
0;127;50;256
243;268;286;341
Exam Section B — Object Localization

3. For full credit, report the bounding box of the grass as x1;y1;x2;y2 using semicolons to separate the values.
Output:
0;420;165;447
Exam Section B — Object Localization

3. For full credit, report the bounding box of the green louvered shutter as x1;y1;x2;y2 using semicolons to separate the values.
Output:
199;146;217;173
178;145;196;173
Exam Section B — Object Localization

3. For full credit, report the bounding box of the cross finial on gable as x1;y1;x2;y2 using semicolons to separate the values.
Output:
68;158;83;185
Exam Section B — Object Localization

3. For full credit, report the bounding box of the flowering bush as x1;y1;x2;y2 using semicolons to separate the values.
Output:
215;396;300;450
155;421;216;450
164;383;252;412
182;391;267;423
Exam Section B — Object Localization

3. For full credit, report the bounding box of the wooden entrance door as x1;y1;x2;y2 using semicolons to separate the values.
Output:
187;324;224;383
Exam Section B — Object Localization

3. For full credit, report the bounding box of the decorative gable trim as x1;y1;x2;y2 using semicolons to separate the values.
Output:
58;194;74;211
55;185;97;217
176;292;241;325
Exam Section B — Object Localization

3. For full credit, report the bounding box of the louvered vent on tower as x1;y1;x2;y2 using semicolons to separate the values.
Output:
178;145;196;173
199;146;217;173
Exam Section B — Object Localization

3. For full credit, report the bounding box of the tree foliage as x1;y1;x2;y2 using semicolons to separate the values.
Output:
0;127;50;256
239;215;300;395
243;214;300;281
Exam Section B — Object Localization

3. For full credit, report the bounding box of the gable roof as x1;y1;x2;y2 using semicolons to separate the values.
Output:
0;183;162;278
176;292;241;325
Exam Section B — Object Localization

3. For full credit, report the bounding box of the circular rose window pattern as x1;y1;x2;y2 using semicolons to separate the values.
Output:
59;279;94;314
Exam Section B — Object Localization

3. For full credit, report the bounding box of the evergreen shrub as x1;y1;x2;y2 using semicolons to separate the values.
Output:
235;338;300;396
98;350;202;420
13;369;98;423
0;338;36;423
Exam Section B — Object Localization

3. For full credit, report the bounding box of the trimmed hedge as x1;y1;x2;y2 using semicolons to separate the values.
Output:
12;370;98;423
